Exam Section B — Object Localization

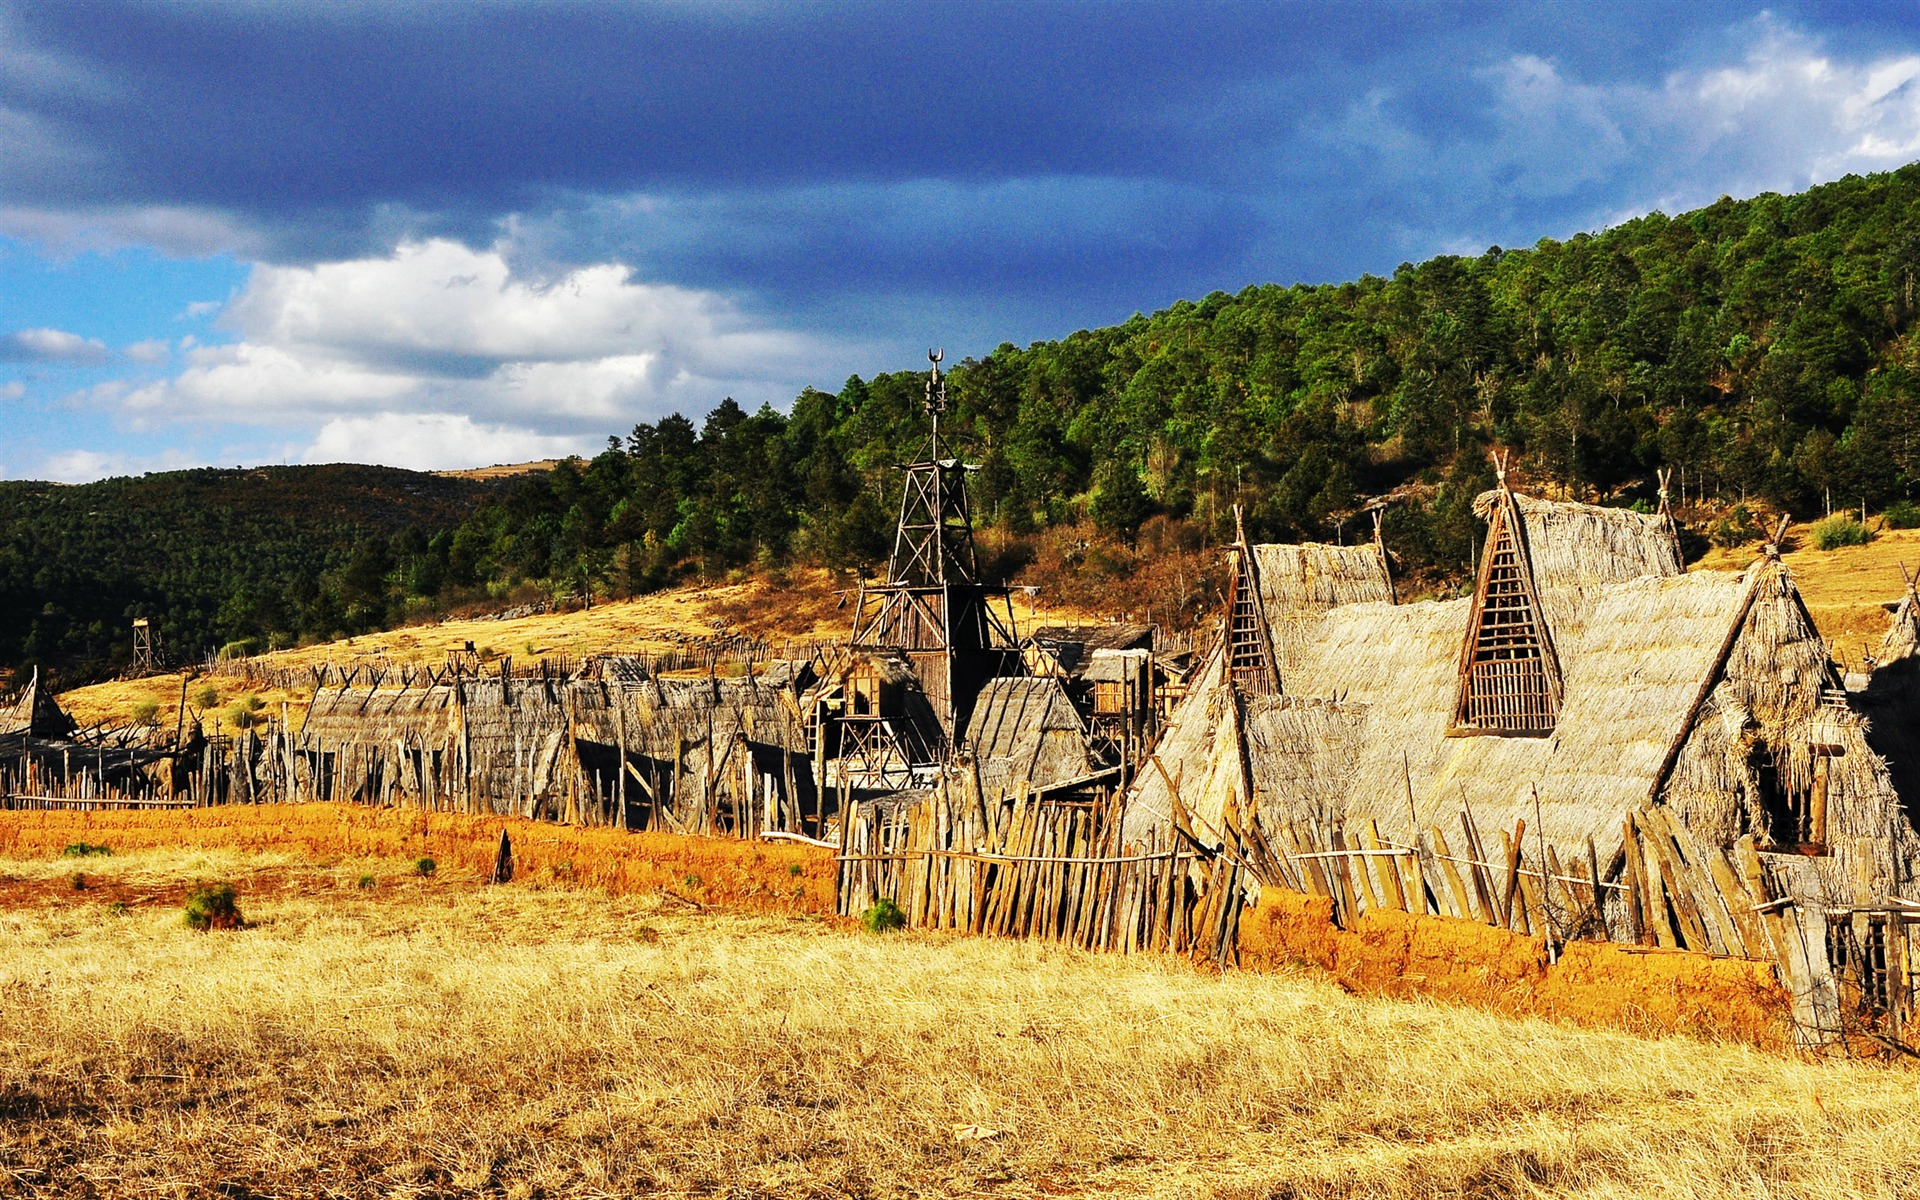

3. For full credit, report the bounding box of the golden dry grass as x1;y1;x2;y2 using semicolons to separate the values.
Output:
58;570;1104;728
1693;523;1920;669
1;848;1915;1198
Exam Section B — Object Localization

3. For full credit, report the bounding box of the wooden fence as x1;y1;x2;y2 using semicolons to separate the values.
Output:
834;783;1247;964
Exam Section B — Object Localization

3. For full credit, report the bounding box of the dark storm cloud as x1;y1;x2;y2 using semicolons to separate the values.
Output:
4;1;1920;353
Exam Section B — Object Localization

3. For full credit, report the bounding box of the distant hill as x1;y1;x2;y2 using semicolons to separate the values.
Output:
0;464;509;682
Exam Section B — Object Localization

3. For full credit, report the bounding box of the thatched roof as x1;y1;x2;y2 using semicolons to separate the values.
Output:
1472;491;1683;633
1029;624;1155;653
1134;548;1913;896
1251;542;1393;616
1880;588;1920;663
964;676;1094;795
0;670;76;739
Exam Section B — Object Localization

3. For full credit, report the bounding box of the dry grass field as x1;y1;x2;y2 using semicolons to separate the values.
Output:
1694;522;1920;668
57;569;1106;731
1;846;1916;1199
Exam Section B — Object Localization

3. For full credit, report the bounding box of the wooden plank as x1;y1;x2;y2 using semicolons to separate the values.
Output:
1620;817;1650;945
1640;808;1717;953
1634;817;1679;949
1428;825;1475;921
1460;812;1499;927
1498;822;1524;931
1515;856;1545;938
1707;848;1760;959
1363;818;1406;911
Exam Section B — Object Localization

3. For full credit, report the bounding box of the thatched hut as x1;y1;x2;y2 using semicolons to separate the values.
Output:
1131;486;1920;917
0;669;77;739
963;676;1097;795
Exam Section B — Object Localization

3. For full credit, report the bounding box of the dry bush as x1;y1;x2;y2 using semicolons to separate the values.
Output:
0;849;1914;1198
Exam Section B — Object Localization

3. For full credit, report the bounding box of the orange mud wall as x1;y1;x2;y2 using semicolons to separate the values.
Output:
0;804;837;913
1240;890;1792;1049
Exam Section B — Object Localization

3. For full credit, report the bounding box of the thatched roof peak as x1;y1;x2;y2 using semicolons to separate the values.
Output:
1250;541;1394;616
0;669;77;739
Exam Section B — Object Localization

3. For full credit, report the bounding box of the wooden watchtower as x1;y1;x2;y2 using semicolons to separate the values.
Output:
849;349;1021;748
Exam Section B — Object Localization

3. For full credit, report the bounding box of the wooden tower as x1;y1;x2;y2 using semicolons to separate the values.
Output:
850;349;1020;746
131;617;157;676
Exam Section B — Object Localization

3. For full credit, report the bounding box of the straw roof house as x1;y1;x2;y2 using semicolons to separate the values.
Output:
963;676;1096;795
1129;486;1920;911
0;669;77;739
295;670;816;828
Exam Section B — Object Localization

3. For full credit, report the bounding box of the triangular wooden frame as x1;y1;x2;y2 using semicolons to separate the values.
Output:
1450;487;1562;736
1226;506;1280;697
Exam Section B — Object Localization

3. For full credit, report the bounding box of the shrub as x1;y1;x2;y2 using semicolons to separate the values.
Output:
356;874;377;891
70;873;87;891
61;842;111;858
183;884;243;931
414;856;437;877
1885;500;1920;530
192;684;219;709
788;862;804;878
859;898;906;934
1812;513;1872;550
130;700;160;726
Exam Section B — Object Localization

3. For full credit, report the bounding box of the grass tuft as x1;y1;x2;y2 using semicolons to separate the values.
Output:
182;883;243;932
60;842;111;858
859;897;906;934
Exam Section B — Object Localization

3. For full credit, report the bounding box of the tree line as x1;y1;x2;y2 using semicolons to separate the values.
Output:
9;163;1920;683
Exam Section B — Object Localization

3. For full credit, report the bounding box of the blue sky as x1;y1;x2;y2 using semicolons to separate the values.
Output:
3;1;1920;480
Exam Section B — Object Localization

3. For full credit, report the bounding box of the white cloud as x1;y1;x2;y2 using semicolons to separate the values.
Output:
116;238;837;444
1322;17;1920;250
304;412;591;471
35;446;206;484
0;380;24;400
0;326;109;364
123;338;170;364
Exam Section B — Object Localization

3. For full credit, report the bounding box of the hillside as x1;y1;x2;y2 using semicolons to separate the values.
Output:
386;163;1920;647
0;464;501;683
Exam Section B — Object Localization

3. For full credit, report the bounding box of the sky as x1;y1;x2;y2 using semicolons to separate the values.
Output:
3;2;1920;481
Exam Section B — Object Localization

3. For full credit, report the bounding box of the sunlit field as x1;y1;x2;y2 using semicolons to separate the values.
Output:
0;848;1914;1198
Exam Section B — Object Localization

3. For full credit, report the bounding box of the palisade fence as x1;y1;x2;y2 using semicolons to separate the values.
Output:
835;787;1245;964
830;763;1917;1048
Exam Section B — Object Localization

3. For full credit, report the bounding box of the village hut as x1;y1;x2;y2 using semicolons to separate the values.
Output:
0;669;77;739
962;676;1098;796
1130;485;1920;923
298;681;461;805
569;672;817;835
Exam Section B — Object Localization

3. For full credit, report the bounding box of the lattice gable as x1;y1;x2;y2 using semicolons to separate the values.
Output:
1450;490;1562;735
1226;539;1280;697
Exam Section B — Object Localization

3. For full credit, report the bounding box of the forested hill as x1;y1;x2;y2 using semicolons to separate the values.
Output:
0;466;497;680
11;164;1920;683
450;164;1920;604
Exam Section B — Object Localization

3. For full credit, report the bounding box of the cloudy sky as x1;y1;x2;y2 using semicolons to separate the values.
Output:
3;1;1920;480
